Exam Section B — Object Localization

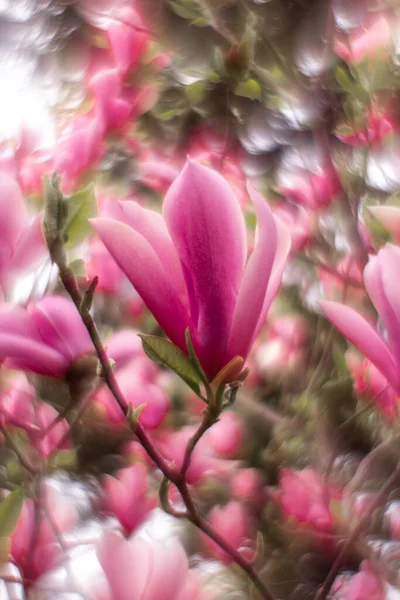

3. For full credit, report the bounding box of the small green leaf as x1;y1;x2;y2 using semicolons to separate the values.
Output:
335;66;359;95
49;448;78;472
0;489;24;538
64;183;97;249
68;259;87;279
127;403;147;430
185;81;207;104
139;334;201;396
235;78;262;100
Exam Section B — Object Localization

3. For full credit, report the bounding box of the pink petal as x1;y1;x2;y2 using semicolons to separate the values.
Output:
227;185;277;361
0;334;68;376
118;201;188;306
254;215;291;334
107;23;147;75
10;213;47;273
368;206;400;243
91;218;192;351
320;300;399;391
0;176;26;266
30;296;92;361
97;532;147;600
163;161;247;376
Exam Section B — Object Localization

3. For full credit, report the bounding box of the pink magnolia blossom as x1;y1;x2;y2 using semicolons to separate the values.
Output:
97;530;204;600
11;483;78;582
346;351;398;417
0;175;46;297
0;296;93;377
278;468;341;533
89;68;133;132
273;202;313;252
369;205;400;244
232;468;265;509
207;411;242;458
107;22;148;77
336;112;394;147
53;113;105;188
329;561;384;600
0;376;70;455
205;501;255;562
334;12;392;64
103;464;154;534
280;162;342;210
94;358;169;427
321;244;400;395
92;161;290;381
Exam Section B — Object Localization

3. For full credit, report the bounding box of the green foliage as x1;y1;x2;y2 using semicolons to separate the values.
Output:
235;78;262;100
139;334;202;396
0;489;24;538
64;183;97;249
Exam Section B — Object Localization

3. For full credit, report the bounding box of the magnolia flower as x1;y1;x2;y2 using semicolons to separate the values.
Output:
0;296;93;377
97;531;203;600
0;175;46;297
330;561;384;600
278;468;341;533
206;501;255;562
321;245;400;395
369;205;400;244
103;464;154;534
92;161;290;380
11;483;78;582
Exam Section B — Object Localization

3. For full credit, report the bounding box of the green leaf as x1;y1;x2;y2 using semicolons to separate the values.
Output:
0;489;24;538
64;183;97;249
49;448;78;472
235;78;262;100
335;66;359;95
139;335;201;395
127;403;147;430
68;259;87;279
185;81;207;104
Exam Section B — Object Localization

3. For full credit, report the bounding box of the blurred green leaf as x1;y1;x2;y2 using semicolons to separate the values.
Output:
49;448;78;472
64;183;97;249
0;489;24;538
235;78;262;100
139;334;201;396
185;81;207;104
68;259;87;279
335;66;359;95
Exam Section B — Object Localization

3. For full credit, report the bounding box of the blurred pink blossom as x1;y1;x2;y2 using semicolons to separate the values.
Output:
321;245;400;395
334;12;392;64
0;175;46;297
11;483;78;583
329;561;384;600
278;468;341;533
97;530;204;600
206;501;255;563
0;296;92;377
103;464;154;534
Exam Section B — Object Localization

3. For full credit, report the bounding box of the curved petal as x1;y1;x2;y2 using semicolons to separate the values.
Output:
253;215;291;338
118;201;187;305
0;176;26;267
368;206;400;243
0;335;68;376
11;213;47;273
97;531;146;600
30;296;92;361
227;185;277;361
91;218;192;351
163;161;247;376
320;300;399;391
